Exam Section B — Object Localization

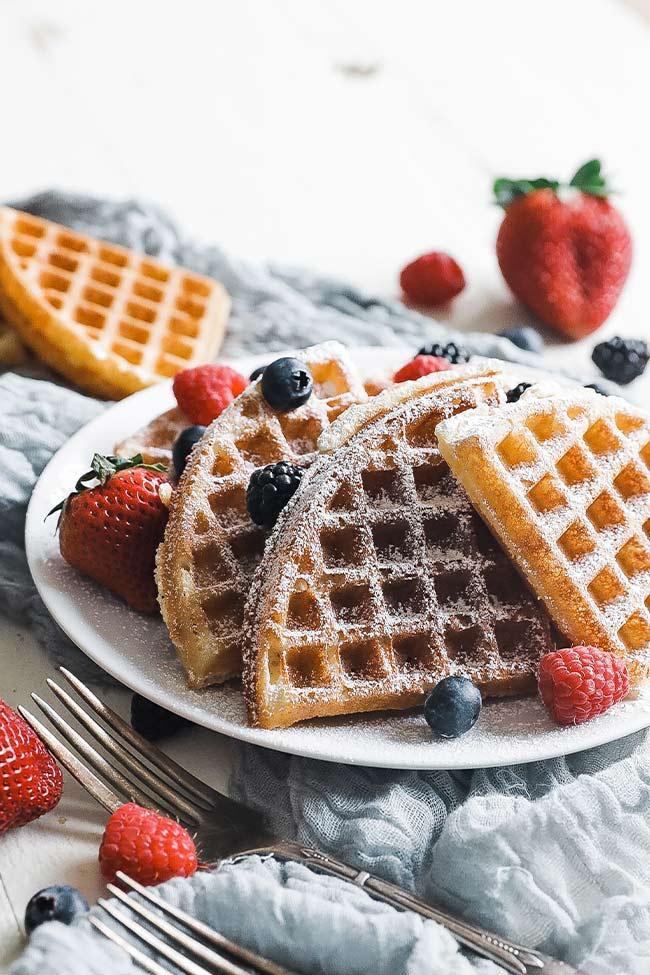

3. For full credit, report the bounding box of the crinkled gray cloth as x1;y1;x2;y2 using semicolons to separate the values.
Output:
5;194;650;975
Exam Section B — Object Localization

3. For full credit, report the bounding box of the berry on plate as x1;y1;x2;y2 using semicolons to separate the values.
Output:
506;382;533;403
130;694;191;742
249;364;267;381
500;325;544;354
99;802;198;885
173;364;248;426
538;646;629;726
393;354;452;383
417;341;471;364
0;700;63;835
24;885;89;934
400;252;466;306
261;357;313;412
495;159;632;339
591;336;649;385
423;676;482;739
172;425;206;478
247;461;304;528
50;453;170;614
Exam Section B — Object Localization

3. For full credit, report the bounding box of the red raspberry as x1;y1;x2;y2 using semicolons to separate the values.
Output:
0;700;63;835
400;252;466;305
393;354;452;383
99;803;198;885
538;646;629;726
173;365;248;426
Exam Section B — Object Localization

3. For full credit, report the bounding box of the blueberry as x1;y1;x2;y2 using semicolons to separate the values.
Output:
249;364;267;381
261;357;313;412
500;326;544;354
506;382;532;403
424;676;482;739
172;425;206;477
25;885;89;934
130;694;191;741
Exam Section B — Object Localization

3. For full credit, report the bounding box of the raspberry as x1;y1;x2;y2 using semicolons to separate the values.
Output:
246;462;303;528
173;365;248;426
400;252;466;305
393;355;452;383
99;803;198;886
538;646;629;726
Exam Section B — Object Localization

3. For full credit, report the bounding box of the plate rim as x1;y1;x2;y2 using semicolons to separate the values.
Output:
24;347;650;769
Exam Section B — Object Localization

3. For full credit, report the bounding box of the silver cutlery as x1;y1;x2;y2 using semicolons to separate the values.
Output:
20;667;582;975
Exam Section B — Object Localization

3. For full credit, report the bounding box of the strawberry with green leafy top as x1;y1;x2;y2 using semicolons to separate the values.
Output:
494;159;632;338
50;453;170;614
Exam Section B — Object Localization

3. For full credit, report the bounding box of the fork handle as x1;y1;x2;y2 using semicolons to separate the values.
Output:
235;842;579;975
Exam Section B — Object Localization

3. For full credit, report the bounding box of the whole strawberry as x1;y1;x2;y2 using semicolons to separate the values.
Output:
494;160;632;339
50;454;170;614
538;646;629;725
99;802;198;885
0;700;63;834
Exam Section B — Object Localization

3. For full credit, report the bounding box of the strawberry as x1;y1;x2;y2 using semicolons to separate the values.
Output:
50;454;170;614
538;646;629;725
393;354;452;383
0;700;63;835
173;364;248;426
99;802;198;885
494;160;632;339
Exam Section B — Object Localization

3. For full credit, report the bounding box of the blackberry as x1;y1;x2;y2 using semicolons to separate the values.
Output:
172;425;206;477
417;341;471;365
500;326;544;354
25;885;88;934
247;462;303;528
261;357;313;411
424;676;482;739
506;382;532;403
585;382;609;396
591;336;649;385
131;694;191;741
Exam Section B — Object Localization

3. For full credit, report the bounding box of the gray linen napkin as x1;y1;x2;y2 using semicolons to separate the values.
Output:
4;194;650;974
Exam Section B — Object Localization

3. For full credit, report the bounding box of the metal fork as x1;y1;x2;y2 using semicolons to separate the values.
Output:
20;667;582;975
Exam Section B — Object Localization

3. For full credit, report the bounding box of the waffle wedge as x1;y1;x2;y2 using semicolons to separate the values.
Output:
156;341;368;688
436;385;650;682
115;407;189;469
245;363;553;729
0;207;230;398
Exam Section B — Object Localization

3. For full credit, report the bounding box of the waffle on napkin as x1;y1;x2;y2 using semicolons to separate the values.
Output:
244;363;553;729
436;385;650;682
156;341;368;688
0;207;230;398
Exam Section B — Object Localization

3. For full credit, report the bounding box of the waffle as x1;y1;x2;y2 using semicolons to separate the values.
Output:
436;385;650;682
156;341;368;688
0;319;28;365
0;207;230;399
244;363;553;729
115;407;189;469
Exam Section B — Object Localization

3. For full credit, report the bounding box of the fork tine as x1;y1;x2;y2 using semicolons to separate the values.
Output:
18;706;121;814
98;899;251;975
90;916;174;975
46;677;205;825
59;668;222;808
112;874;299;975
29;692;176;818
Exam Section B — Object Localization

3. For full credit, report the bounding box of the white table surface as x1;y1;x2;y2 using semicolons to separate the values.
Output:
1;0;649;968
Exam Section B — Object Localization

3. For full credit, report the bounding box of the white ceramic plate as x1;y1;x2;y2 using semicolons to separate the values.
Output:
25;347;650;768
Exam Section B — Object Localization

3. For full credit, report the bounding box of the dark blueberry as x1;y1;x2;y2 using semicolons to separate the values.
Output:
506;382;533;403
25;885;89;934
584;382;609;396
249;364;267;381
130;694;191;741
172;425;206;477
424;676;482;739
261;357;313;412
500;326;544;354
247;461;303;528
592;336;649;385
417;341;471;365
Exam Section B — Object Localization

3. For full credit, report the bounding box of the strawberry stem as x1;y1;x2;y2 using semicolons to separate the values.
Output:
47;453;168;525
493;159;612;207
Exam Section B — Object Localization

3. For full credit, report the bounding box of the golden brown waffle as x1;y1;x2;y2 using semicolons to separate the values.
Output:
436;385;650;682
115;407;189;469
156;341;368;688
244;364;553;729
0;319;28;365
0;207;230;398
